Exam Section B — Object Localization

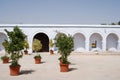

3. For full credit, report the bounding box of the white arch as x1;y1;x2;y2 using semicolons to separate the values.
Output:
106;33;118;51
89;33;103;51
106;30;120;40
73;33;86;52
72;30;86;37
89;30;104;39
0;32;8;53
28;30;50;53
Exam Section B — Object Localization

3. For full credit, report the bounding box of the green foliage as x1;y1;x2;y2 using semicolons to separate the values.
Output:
32;39;42;52
10;52;23;66
0;54;9;60
49;39;54;51
4;26;26;66
111;23;116;25
24;40;29;50
101;21;120;25
5;26;26;53
10;61;20;67
49;39;54;48
2;40;9;52
55;33;74;64
34;54;41;59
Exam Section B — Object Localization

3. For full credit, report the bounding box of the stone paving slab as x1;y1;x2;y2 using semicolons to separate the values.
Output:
0;52;120;80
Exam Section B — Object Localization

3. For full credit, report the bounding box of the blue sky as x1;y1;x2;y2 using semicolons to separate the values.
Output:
0;0;120;24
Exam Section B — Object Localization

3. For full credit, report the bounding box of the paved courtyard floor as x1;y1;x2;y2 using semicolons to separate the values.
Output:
0;52;120;80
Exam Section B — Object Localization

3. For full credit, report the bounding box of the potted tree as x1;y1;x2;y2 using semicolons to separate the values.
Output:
4;26;26;76
1;54;9;63
32;38;42;64
24;40;29;55
49;39;54;55
34;54;42;64
0;40;9;63
55;33;74;72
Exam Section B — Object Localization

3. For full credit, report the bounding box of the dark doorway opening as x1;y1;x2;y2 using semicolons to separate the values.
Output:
33;33;49;52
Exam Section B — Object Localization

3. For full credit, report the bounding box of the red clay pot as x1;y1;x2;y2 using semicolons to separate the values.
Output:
9;65;21;76
35;58;41;64
50;50;54;55
3;58;9;64
24;50;28;55
60;63;69;72
59;59;62;64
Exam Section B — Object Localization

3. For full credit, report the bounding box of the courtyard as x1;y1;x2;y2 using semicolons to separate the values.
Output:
0;52;120;80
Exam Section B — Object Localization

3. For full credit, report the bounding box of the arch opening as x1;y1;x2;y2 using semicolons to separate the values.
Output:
73;33;85;52
106;33;118;51
89;33;102;51
33;33;49;52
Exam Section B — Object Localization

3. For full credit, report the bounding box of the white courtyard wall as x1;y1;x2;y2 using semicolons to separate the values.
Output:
0;24;120;54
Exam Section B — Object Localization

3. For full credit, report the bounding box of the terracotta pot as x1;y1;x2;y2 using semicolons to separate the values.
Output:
60;63;69;72
35;58;41;64
3;58;9;64
24;50;28;55
50;50;54;55
59;59;62;64
9;65;21;76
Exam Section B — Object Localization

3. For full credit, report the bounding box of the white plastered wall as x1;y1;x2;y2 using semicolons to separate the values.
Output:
73;33;85;52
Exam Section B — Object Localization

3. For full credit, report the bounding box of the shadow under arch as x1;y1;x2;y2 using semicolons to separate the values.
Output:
33;32;49;52
73;33;86;52
106;33;118;51
89;33;103;51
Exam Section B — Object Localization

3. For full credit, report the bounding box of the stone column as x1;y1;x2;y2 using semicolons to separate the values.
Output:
102;39;106;51
117;40;120;51
85;39;89;51
27;36;33;54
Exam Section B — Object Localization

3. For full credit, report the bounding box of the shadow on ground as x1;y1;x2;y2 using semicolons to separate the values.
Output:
69;68;77;72
20;70;35;75
40;61;46;64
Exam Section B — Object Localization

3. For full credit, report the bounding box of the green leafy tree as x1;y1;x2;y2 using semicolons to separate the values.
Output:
4;26;26;66
49;39;54;50
1;40;9;61
2;40;9;53
24;40;29;50
55;33;74;64
111;23;116;25
32;39;42;53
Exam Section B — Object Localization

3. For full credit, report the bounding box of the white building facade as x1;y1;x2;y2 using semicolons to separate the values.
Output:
0;24;120;53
